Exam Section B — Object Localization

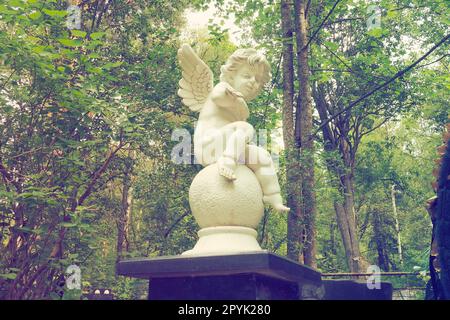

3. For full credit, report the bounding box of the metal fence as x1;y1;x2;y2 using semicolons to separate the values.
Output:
322;272;428;300
392;287;426;300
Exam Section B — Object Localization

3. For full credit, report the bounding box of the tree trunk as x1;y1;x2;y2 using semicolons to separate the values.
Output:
294;0;316;268
340;171;362;272
436;133;450;298
372;210;389;271
333;202;353;269
281;0;317;267
313;83;363;272
281;0;304;263
116;157;133;263
391;184;403;266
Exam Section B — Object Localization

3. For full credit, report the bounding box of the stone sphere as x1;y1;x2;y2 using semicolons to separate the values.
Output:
189;164;264;229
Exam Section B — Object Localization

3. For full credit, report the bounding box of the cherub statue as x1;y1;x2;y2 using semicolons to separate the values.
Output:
178;44;289;212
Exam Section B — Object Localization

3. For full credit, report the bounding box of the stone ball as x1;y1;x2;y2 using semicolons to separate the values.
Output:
189;164;264;229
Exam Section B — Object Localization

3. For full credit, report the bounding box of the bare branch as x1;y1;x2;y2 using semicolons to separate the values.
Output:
77;141;124;207
304;0;342;51
0;162;21;192
164;211;190;239
319;39;354;74
416;54;449;69
305;0;311;17
0;69;16;91
311;68;352;73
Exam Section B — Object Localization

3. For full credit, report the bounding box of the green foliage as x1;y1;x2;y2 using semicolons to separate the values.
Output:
0;0;190;299
0;0;447;300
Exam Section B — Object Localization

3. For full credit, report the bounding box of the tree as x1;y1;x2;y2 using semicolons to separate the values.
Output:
279;0;317;266
0;0;190;299
309;0;449;272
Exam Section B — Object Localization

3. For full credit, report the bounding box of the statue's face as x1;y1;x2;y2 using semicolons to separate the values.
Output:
231;64;261;100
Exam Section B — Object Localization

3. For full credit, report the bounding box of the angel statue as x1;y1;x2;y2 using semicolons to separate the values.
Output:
177;44;289;212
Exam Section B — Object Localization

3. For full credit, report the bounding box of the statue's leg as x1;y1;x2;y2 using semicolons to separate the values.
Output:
246;145;289;212
217;122;254;180
194;130;223;166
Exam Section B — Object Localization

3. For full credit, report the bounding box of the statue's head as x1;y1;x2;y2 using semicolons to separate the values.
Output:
220;49;271;101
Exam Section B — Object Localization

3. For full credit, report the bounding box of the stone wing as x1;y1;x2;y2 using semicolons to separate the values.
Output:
177;44;213;112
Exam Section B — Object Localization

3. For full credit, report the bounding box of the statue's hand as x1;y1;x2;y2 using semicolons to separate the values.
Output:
224;84;249;120
225;85;244;100
235;98;249;120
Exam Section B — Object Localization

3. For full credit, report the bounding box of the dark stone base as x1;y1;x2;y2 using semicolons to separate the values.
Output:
323;279;393;300
116;251;323;300
150;274;300;300
116;252;393;300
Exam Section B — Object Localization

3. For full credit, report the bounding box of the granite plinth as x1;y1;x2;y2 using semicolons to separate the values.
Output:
322;279;393;300
116;251;323;300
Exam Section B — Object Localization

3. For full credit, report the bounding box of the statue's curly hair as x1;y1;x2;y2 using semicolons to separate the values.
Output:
219;49;271;95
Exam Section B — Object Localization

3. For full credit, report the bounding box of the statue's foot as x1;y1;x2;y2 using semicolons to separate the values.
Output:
217;155;237;180
263;193;290;212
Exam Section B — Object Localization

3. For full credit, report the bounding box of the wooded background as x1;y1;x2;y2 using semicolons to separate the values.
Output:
0;0;448;299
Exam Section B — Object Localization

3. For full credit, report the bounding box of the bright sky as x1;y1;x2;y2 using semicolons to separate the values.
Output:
184;5;243;44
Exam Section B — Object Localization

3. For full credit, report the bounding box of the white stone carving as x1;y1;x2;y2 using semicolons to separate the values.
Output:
178;44;289;255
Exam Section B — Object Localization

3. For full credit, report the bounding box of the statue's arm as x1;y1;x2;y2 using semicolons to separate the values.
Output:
211;82;241;107
211;82;249;120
